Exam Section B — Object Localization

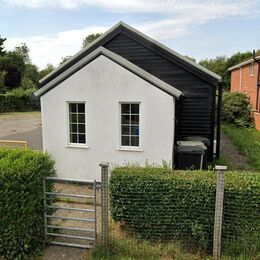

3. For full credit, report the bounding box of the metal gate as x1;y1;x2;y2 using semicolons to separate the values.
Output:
43;177;100;249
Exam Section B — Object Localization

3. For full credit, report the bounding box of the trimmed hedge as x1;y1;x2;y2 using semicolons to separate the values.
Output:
110;167;260;252
0;87;40;112
0;148;56;258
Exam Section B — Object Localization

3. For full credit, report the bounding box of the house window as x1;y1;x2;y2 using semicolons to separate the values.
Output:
121;103;140;147
250;62;254;76
68;102;86;144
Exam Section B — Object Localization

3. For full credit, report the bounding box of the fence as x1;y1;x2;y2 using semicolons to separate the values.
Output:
44;163;260;259
43;177;101;249
99;164;260;260
0;139;28;149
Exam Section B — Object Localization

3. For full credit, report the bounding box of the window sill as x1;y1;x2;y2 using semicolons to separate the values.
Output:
117;147;143;152
65;144;89;149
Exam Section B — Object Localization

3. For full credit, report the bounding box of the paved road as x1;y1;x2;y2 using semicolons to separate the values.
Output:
0;112;43;150
1;127;43;150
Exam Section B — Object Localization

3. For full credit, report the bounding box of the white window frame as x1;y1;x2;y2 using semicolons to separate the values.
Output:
66;101;89;149
250;62;254;77
118;102;142;152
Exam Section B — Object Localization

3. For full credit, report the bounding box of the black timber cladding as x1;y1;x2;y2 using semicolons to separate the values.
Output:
103;31;216;161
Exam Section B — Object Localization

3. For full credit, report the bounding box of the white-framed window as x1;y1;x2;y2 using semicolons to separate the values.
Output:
120;103;140;147
250;62;254;77
68;102;86;144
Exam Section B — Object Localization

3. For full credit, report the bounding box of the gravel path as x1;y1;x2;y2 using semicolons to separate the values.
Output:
42;183;101;260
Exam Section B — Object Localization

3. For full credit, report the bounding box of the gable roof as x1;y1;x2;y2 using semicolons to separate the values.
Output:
228;55;260;71
39;21;222;88
35;47;182;98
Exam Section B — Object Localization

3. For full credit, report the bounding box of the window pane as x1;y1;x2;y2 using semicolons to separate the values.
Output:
131;126;139;136
78;114;85;123
69;103;77;113
131;136;139;146
122;125;130;135
70;123;77;133
131;104;139;114
70;134;78;143
121;104;130;114
78;134;86;143
131;115;139;125
68;103;86;144
70;114;77;123
78;124;85;133
122;115;130;124
121;136;130;146
78;103;85;113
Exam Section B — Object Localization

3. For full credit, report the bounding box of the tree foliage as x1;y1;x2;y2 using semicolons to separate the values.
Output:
60;55;72;65
0;36;6;56
82;33;102;48
38;64;54;79
222;92;253;127
199;50;260;89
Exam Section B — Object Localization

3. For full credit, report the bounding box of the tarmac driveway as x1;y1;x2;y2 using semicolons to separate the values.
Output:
0;112;43;150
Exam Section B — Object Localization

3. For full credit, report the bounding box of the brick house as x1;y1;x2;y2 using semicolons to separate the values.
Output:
228;55;260;130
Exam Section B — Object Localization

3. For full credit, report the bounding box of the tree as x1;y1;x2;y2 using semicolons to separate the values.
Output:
199;56;227;78
0;71;6;93
0;36;6;56
60;55;72;65
39;64;55;79
20;77;36;90
24;64;40;85
82;33;102;48
199;50;260;89
0;51;25;89
14;43;30;64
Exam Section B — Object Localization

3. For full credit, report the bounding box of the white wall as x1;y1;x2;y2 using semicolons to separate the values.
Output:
41;55;175;180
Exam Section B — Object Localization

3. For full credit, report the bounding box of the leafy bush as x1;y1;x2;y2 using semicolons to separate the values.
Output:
110;167;260;253
0;148;56;258
0;87;40;112
222;92;253;127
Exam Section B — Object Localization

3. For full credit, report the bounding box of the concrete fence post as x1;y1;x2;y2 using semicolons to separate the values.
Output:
213;165;227;260
100;162;109;248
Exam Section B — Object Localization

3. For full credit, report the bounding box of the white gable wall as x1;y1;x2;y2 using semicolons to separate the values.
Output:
41;55;175;180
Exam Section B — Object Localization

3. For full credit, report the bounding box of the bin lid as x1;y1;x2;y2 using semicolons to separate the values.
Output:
177;141;207;150
177;145;205;154
184;136;210;146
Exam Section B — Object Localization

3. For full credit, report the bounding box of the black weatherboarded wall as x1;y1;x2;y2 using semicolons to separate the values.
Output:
103;31;217;162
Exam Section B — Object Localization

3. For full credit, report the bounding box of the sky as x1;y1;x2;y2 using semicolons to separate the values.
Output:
1;0;260;69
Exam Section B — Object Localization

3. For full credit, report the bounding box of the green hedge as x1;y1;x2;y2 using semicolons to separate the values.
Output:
0;148;56;258
0;87;40;112
110;167;260;252
222;92;253;127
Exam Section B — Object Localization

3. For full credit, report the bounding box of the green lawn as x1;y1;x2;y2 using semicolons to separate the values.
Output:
222;124;260;171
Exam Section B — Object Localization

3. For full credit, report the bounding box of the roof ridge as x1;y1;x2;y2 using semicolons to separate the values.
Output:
35;46;182;98
40;21;221;86
228;55;260;71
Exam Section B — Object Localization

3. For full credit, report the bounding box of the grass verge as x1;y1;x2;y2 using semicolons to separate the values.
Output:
0;111;40;116
222;124;260;170
88;227;259;260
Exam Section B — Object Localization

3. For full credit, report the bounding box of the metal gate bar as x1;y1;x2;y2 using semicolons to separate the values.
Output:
43;177;98;249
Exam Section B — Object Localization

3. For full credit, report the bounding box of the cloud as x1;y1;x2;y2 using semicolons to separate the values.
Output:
3;0;260;68
5;26;109;69
4;0;260;15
